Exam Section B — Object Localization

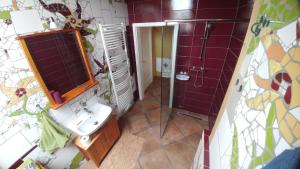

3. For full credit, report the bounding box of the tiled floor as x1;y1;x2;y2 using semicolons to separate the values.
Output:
125;78;208;169
81;77;209;169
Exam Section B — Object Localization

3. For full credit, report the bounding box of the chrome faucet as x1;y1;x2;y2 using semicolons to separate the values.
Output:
83;107;92;114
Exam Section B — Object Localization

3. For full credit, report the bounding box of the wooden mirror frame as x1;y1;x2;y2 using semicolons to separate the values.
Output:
18;29;98;109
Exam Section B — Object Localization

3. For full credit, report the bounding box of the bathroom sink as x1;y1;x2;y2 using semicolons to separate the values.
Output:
68;103;112;136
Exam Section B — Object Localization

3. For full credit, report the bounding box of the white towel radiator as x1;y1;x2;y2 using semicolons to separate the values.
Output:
99;23;133;117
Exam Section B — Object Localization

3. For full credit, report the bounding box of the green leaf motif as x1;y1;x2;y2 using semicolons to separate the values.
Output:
84;27;98;37
247;0;300;54
0;10;11;20
231;125;239;169
9;109;23;117
69;152;84;169
83;37;94;53
248;103;276;169
24;122;31;129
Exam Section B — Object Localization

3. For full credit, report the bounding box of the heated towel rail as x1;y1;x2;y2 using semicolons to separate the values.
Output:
99;23;133;117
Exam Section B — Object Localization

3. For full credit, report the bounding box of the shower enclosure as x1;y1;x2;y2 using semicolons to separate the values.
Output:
133;18;249;136
160;18;250;134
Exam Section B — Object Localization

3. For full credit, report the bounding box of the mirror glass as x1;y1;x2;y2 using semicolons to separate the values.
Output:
24;31;89;95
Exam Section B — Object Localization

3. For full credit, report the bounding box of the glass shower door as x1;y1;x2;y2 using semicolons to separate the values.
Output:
160;25;175;137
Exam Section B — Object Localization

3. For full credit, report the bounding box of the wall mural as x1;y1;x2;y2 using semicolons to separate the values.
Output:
210;0;300;169
0;0;128;168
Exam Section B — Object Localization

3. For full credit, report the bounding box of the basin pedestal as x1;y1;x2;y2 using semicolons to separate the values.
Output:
74;114;120;167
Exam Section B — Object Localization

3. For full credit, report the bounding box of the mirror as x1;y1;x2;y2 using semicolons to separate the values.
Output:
18;29;97;109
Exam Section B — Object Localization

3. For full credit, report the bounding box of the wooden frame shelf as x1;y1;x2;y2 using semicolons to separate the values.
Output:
18;29;97;109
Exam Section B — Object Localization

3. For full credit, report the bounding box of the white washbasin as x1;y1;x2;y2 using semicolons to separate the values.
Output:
68;103;112;136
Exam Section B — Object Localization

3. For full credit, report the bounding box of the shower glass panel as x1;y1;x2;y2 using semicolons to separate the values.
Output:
160;26;174;137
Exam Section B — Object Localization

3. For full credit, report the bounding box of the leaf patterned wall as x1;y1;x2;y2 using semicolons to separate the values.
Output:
0;0;128;168
210;0;300;169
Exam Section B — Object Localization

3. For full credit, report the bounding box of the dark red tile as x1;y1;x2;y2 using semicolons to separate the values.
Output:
229;47;241;58
163;0;198;10
206;48;227;60
205;58;224;70
233;22;249;36
184;91;214;101
163;10;195;20
175;65;189;73
134;1;161;16
194;23;206;35
229;36;243;48
176;56;190;66
209;23;234;35
178;35;194;46
179;23;195;35
236;3;253;19
192;35;204;46
177;46;191;56
184;104;210;115
127;2;134;14
183;98;212;109
226;50;238;67
186;85;216;94
239;0;254;7
190;46;202;57
134;15;161;22
207;36;231;48
128;14;135;24
197;0;238;9
196;8;237;19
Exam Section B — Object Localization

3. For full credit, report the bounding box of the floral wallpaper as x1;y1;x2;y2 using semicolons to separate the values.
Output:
209;0;300;169
0;0;128;168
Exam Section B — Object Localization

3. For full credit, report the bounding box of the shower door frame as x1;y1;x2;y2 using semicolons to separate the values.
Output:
132;22;179;108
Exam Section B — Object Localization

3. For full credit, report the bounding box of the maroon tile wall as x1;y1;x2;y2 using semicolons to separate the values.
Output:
126;0;253;129
208;0;254;128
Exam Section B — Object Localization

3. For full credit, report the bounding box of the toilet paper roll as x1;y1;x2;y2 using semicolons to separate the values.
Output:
80;136;91;147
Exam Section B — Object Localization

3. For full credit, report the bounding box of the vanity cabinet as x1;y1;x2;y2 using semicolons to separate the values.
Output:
74;115;120;167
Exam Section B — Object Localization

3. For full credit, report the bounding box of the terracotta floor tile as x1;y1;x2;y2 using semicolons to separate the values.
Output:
163;141;196;169
146;108;160;125
171;114;203;136
161;121;185;145
139;149;173;169
178;133;202;148
127;113;150;134
140;140;162;155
